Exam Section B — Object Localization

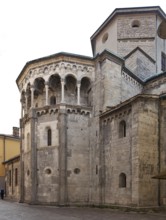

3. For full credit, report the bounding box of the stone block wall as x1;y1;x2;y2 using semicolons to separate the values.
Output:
23;122;32;202
125;50;156;80
100;107;132;206
36;113;59;203
143;77;166;95
159;98;166;206
132;97;159;207
98;95;160;207
67;112;90;204
117;15;156;39
89;115;100;204
100;59;122;109
117;14;156;59
97;58;142;111
118;39;155;59
121;71;142;102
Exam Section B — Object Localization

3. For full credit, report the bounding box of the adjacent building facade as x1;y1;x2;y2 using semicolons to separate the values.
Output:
0;127;20;200
16;6;166;207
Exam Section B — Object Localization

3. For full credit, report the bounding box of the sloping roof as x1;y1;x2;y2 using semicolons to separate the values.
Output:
94;49;124;63
124;47;156;64
144;71;166;83
100;94;158;118
0;134;20;140
3;155;20;164
16;52;93;85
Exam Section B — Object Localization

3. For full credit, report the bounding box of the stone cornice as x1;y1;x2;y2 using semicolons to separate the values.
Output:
100;94;159;118
143;72;166;91
17;59;95;91
16;52;94;90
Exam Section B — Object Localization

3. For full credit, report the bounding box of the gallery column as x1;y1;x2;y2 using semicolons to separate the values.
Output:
30;85;34;108
77;81;81;105
30;109;37;204
58;105;67;205
45;82;49;106
61;79;65;103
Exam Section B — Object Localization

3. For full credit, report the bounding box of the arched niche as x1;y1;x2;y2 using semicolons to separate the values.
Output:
158;20;166;39
34;77;45;107
65;74;77;104
21;90;26;116
48;74;61;105
49;74;61;91
80;77;91;106
26;83;31;111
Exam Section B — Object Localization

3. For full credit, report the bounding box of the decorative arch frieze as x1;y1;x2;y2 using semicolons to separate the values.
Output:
19;60;94;116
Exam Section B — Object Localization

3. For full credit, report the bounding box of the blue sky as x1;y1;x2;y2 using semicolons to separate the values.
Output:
0;0;165;134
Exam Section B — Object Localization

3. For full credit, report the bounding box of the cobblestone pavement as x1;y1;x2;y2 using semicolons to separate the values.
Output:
0;200;166;220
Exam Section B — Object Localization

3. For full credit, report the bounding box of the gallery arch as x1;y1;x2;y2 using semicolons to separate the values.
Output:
34;77;45;107
80;77;91;106
20;70;92;111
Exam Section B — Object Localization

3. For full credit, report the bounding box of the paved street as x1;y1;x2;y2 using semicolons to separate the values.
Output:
0;200;166;220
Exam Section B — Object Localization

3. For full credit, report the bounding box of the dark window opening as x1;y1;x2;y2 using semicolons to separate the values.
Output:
119;120;126;138
74;168;80;174
161;52;166;71
96;165;98;175
119;173;126;188
132;20;140;28
47;128;52;146
9;170;12;186
15;168;18;186
45;168;52;175
50;96;56;105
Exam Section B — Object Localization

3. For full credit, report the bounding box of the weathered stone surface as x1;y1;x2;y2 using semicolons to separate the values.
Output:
16;6;166;208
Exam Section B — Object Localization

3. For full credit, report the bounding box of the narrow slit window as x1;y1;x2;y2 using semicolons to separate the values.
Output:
15;168;18;186
47;128;52;146
161;52;166;71
119;120;126;138
9;170;12;186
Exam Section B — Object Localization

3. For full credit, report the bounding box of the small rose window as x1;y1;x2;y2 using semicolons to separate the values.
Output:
74;168;80;174
45;168;52;175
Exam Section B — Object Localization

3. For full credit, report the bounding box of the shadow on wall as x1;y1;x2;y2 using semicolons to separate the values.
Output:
158;20;166;39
